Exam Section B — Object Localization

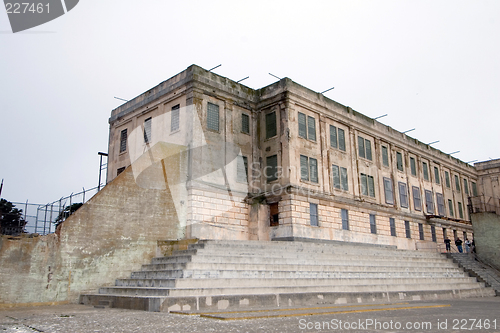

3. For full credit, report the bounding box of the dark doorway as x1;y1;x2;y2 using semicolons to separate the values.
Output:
270;203;279;226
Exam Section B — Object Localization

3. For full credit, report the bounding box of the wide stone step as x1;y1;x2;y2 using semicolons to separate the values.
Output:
130;269;467;280
100;280;486;297
141;261;459;272
150;254;451;266
114;276;478;289
188;243;444;258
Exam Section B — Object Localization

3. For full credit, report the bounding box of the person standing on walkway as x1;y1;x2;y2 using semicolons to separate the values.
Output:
455;238;463;253
444;237;451;252
465;238;471;253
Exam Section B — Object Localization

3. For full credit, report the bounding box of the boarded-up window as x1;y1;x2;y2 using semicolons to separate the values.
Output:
143;117;152;143
398;182;408;208
436;193;445;216
171;104;180;132
266;111;277;139
241;113;250;134
425;189;434;214
207;103;219;131
384;177;394;204
413;186;422;211
119;129;127;153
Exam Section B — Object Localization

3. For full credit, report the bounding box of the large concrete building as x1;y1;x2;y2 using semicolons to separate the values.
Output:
107;65;494;250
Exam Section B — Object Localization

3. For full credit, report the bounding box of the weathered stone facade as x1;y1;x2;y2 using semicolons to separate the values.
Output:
108;65;488;250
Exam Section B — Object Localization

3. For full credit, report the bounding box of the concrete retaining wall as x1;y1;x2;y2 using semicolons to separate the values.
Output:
471;212;500;270
0;166;181;306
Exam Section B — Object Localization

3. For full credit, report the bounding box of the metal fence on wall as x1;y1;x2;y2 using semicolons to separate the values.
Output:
12;185;103;235
469;195;500;216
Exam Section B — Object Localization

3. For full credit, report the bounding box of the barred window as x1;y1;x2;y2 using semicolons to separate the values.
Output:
300;155;318;183
266;155;278;182
436;193;445;216
266;111;277;139
307;116;316;141
425;189;434;214
410;157;417;176
241;113;250;134
448;199;454;217
361;173;375;197
419;223;425;240
370;214;377;234
338;128;346;151
143;117;152;143
340;167;348;191
423;162;429;181
396;152;404;171
310;203;318;226
382;146;389;167
390;218;397;237
413;186;422;211
332;165;348;191
171;104;180;132
341;209;349;230
207;103;219;131
358;136;372;160
405;221;411;239
434;166;440;184
119;129;127;153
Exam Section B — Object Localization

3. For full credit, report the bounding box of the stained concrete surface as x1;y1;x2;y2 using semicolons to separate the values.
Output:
0;297;498;333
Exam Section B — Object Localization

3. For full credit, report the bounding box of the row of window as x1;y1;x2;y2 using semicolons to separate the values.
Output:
306;204;438;241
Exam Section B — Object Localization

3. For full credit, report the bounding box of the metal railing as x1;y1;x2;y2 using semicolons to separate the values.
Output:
469;195;500;215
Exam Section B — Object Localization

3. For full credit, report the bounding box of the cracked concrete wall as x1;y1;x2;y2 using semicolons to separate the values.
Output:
0;166;180;306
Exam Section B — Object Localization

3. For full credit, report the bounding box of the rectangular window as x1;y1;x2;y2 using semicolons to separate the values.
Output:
431;226;437;242
207;103;219;131
307;116;316;141
422;162;429;181
436;193;445;216
241;113;250;134
117;167;125;175
298;112;307;138
419;223;425;240
171;104;180;132
425;190;434;214
300;155;309;181
434;167;440;184
410;157;417;176
338;128;346;151
370;214;377;234
358;136;365;159
396;152;404;171
266;111;277;139
383;177;394;204
310;203;318;226
119;129;127;153
330;125;338;149
361;174;375;197
340;167;348;191
463;179;469;196
455;175;461;192
341;209;349;230
143;117;152;143
463;231;467;241
390;218;396;236
412;186;422;211
443;227;447;240
266;155;278;182
448;199;454;217
382;146;389;167
405;221;411;239
398;182;408;208
472;182;478;196
445;171;450;188
332;165;340;189
365;139;372;161
236;156;248;183
458;202;464;219
309;158;318;183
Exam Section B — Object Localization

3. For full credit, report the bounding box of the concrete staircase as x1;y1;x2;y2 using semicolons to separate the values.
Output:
449;253;500;296
80;240;496;312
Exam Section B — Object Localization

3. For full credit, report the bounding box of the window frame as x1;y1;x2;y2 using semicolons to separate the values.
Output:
389;218;397;237
361;173;375;198
434;166;440;184
425;189;434;214
370;214;377;234
236;155;248;183
383;177;394;205
266;155;278;182
436;193;445;216
422;162;429;181
396;152;404;172
448;199;454;217
405;220;411;239
357;135;372;161
381;145;389;167
171;104;180;132
265;111;277;139
445;171;451;188
341;209;349;230
418;223;425;240
410;157;417;176
412;186;422;211
310;203;318;227
241;113;250;134
119;128;127;153
398;182;408;208
143;117;152;144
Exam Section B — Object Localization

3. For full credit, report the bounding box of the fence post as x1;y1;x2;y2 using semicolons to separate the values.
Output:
35;206;40;234
82;187;86;203
43;205;48;235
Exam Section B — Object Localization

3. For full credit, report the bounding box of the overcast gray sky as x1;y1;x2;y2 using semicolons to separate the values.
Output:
1;0;499;205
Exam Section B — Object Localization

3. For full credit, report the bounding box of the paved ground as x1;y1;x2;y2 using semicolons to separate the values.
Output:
0;297;498;333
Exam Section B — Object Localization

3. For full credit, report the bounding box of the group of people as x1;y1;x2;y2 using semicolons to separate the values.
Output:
444;237;475;253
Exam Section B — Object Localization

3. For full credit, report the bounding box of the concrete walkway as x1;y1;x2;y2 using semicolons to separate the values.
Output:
1;297;498;332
